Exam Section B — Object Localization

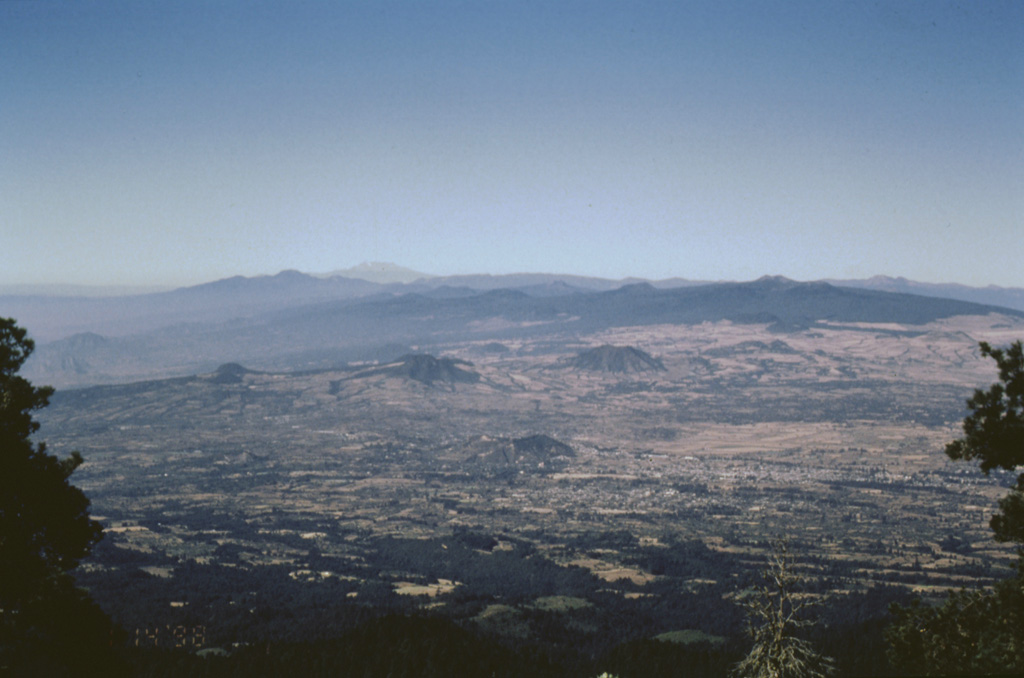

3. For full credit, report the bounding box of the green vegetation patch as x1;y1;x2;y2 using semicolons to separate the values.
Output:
530;595;593;612
472;604;532;640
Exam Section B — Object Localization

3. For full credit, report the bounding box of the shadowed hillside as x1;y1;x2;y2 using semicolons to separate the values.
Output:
569;345;666;373
361;354;481;386
461;434;575;473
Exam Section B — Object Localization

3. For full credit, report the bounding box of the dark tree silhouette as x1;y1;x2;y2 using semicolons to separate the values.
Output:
0;318;119;675
946;340;1024;543
887;582;1024;674
887;341;1024;673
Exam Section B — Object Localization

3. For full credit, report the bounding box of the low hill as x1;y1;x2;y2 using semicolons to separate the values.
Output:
361;354;480;386
208;362;251;385
462;434;575;473
569;345;666;373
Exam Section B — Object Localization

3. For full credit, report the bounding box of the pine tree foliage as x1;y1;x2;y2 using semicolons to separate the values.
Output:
946;341;1024;543
886;341;1024;673
0;318;116;674
886;574;1024;674
732;540;835;678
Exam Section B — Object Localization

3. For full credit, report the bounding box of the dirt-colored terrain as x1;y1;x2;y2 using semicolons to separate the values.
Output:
40;312;1024;607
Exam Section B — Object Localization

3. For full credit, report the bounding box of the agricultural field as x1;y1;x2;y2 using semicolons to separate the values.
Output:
34;310;1024;666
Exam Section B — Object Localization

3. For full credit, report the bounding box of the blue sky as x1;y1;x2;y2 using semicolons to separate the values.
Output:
2;1;1021;287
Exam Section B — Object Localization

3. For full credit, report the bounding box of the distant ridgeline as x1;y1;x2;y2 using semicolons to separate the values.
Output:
19;275;1024;388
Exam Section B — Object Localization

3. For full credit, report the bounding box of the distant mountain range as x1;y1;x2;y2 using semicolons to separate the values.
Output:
7;269;1023;389
317;261;431;284
5;268;1024;343
826;275;1024;314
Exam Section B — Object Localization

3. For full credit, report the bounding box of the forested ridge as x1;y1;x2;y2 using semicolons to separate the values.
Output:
71;533;907;677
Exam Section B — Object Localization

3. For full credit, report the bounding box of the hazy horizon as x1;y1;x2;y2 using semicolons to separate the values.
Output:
3;1;1021;289
6;262;1024;300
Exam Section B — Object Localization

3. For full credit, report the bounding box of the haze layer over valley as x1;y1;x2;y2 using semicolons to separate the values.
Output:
11;269;1024;389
